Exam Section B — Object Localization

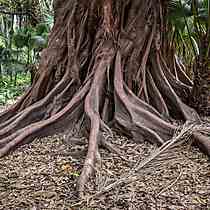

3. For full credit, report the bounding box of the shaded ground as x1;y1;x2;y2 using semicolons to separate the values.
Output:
0;130;210;210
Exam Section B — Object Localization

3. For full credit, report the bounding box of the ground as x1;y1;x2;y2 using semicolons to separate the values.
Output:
0;104;210;210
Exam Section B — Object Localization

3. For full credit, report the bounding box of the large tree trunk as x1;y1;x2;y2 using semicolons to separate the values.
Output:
0;0;209;197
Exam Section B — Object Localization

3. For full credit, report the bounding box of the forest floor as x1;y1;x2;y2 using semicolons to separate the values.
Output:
0;106;210;210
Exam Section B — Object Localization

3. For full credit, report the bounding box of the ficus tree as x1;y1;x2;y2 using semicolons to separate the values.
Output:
0;0;209;197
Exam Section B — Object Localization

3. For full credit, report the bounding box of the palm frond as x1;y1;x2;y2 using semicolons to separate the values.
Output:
76;121;210;204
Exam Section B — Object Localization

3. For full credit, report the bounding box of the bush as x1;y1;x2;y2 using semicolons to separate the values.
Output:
0;73;30;105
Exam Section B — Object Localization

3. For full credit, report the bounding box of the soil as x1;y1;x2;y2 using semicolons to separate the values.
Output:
0;108;210;210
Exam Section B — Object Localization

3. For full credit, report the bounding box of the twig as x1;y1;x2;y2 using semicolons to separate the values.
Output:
71;122;209;207
157;167;183;196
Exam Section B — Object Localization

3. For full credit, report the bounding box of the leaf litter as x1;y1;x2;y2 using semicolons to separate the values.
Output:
0;127;209;210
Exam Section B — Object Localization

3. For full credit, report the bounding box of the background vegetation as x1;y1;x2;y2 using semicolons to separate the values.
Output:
0;0;53;105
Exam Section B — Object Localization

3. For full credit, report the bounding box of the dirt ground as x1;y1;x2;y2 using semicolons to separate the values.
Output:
0;129;210;210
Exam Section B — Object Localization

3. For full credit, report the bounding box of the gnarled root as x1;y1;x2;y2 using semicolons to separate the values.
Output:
77;40;115;196
0;0;209;199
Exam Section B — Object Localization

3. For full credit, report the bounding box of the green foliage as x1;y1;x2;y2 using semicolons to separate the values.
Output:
168;0;209;36
168;0;210;66
0;73;30;105
44;14;54;29
36;23;49;35
13;24;49;49
168;0;192;19
13;31;28;48
0;0;53;105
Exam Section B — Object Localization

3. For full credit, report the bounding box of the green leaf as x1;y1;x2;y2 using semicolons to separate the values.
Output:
13;32;28;48
35;23;49;35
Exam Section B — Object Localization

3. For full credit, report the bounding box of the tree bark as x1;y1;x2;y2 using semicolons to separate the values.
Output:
0;0;209;197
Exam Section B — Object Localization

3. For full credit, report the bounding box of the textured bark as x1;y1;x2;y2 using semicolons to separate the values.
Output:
0;0;209;197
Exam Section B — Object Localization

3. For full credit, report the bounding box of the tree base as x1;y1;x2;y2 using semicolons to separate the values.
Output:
0;0;209;197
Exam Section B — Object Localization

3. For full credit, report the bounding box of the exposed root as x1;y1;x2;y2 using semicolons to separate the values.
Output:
174;55;193;86
193;131;210;156
72;122;209;207
0;0;209;199
0;87;32;122
0;75;75;138
77;41;115;197
150;52;199;121
0;80;91;156
114;51;175;144
147;72;170;118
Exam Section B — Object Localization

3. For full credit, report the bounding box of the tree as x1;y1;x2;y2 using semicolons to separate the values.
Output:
189;0;210;115
168;0;210;115
0;0;209;197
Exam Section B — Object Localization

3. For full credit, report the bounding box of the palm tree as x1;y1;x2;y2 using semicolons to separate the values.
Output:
190;0;210;115
168;0;210;115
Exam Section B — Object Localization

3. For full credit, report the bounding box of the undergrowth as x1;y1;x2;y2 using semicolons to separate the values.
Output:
0;73;30;105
